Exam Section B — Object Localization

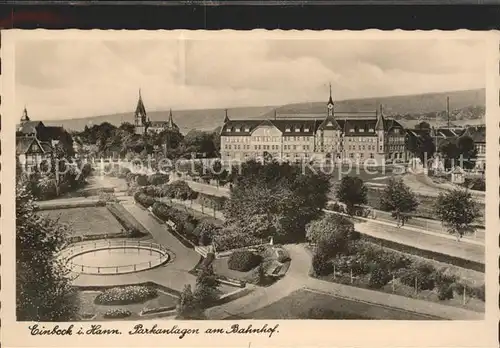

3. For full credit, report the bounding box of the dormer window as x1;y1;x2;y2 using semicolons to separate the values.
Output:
304;127;310;132
369;128;374;132
350;129;355;133
235;127;240;133
359;129;364;133
244;127;250;132
295;127;300;132
285;127;291;132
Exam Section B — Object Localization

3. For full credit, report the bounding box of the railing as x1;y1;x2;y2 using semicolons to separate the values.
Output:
60;239;170;275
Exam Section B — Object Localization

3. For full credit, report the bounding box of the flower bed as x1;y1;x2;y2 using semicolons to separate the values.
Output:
103;308;132;319
94;286;159;305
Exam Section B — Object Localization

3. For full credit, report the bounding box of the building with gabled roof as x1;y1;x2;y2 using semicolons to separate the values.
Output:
220;87;406;164
133;89;180;134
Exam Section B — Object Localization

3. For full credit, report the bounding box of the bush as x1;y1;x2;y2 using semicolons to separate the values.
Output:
437;282;454;300
103;308;132;319
312;252;333;276
464;177;485;191
147;173;169;186
169;181;197;201
228;250;262;272
398;262;436;291
212;226;264;252
193;220;220;246
134;192;156;208
136;174;149;187
37;177;58;200
98;192;117;203
473;284;485;301
95;286;158;305
369;268;391;289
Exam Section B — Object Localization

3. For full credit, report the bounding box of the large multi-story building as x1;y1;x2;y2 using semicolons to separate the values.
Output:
220;90;406;164
134;89;179;134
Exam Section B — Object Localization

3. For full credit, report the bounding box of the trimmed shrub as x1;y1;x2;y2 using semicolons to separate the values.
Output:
136;174;148;186
369;268;391;289
95;286;158;305
134;192;156;208
228;250;262;272
98;192;117;203
103;308;132;319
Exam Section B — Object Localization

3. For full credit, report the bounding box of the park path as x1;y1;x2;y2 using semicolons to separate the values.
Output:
206;244;482;320
71;200;201;292
174;180;485;265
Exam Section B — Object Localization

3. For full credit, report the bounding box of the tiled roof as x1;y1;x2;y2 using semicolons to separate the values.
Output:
221;117;404;137
17;121;44;135
16;137;49;155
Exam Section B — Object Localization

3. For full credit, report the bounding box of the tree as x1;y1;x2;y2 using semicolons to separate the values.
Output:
415;121;431;130
176;284;202;320
306;214;354;258
224;160;330;243
335;176;367;215
457;135;477;169
434;189;481;241
379;178;419;227
16;181;78;321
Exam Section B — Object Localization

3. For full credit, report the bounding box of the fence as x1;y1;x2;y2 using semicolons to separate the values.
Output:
60;239;170;275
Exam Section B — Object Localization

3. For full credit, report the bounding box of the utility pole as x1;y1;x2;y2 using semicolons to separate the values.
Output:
447;96;450;128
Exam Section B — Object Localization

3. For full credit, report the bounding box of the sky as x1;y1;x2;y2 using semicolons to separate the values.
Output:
15;38;486;121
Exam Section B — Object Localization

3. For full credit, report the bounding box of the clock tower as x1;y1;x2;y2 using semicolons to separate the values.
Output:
327;82;334;117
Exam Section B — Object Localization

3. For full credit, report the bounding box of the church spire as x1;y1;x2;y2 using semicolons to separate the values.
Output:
135;88;147;127
328;82;334;105
21;106;30;123
375;104;385;131
223;109;230;123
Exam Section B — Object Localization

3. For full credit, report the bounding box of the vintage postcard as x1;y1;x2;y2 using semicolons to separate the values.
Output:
1;30;498;348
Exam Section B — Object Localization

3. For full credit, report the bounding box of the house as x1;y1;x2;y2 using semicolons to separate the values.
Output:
133;89;180;134
461;125;486;171
16;136;52;169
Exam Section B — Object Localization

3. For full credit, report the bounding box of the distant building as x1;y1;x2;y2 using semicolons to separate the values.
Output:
133;89;179;134
461;125;486;171
220;87;407;164
16;107;74;169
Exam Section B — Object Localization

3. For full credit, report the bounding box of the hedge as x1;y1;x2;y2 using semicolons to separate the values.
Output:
134;192;156;208
151;202;200;246
228;250;262;272
106;203;148;237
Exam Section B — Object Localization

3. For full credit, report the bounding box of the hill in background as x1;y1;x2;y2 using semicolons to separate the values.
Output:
44;88;485;133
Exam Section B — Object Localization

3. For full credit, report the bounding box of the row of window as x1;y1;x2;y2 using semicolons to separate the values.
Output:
348;144;377;151
223;135;404;144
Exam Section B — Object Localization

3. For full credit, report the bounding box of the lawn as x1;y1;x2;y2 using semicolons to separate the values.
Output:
77;289;178;320
40;207;124;237
234;289;439;320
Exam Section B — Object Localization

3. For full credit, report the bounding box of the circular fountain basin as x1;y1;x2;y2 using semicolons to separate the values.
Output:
62;240;170;275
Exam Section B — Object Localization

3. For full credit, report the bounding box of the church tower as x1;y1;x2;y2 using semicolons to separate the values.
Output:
167;109;179;132
375;104;385;154
20;106;30;124
134;89;147;134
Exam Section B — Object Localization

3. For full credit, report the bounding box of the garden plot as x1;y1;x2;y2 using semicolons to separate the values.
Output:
77;285;179;320
40;207;124;237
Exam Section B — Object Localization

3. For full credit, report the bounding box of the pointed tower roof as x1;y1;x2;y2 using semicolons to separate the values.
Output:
327;82;334;106
167;109;179;131
318;83;341;131
223;109;230;123
375;104;385;131
136;89;146;114
21;106;30;123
